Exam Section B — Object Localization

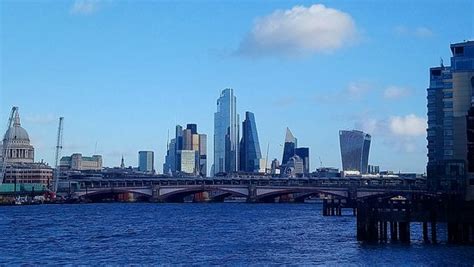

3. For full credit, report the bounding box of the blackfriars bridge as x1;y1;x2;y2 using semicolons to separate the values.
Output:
67;177;427;203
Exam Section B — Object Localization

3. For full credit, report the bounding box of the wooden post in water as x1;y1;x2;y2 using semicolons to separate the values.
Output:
423;222;429;243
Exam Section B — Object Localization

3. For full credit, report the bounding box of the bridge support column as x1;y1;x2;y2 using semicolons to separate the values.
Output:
390;222;398;241
431;221;437;244
323;199;329;216
398;222;410;243
151;185;161;202
422;222;429;243
247;185;257;203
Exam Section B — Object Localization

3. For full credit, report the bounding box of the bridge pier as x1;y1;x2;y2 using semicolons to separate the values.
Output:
390;222;398;241
247;185;257;203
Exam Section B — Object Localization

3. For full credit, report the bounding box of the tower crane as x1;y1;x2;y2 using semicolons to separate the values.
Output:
1;107;19;186
52;117;64;193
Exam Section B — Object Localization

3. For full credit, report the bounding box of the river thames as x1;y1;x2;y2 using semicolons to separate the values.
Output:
0;203;473;265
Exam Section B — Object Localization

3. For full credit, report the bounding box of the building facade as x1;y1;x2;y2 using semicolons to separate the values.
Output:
295;147;310;175
138;151;154;173
4;163;53;186
60;153;103;171
427;41;474;195
239;112;262;173
214;88;239;174
339;130;371;174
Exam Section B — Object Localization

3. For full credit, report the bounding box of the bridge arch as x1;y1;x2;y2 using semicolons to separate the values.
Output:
256;188;349;202
158;186;248;202
79;188;153;201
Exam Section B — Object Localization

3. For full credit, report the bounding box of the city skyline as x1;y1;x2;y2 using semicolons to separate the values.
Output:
1;1;473;173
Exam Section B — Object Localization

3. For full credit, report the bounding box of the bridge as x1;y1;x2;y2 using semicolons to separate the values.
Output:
65;177;427;203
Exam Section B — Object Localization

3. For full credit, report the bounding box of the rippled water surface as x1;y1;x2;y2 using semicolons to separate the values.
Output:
0;203;473;265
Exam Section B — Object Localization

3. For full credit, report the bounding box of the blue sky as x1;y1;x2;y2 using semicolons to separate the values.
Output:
1;0;473;173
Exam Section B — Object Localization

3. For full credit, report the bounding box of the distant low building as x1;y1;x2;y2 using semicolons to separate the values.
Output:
314;167;340;178
60;153;103;171
367;165;380;174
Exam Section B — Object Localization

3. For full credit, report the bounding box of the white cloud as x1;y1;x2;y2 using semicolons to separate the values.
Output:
353;114;426;153
389;114;426;137
414;27;433;38
394;26;433;38
347;82;371;97
383;86;410;99
70;0;100;15
237;4;358;57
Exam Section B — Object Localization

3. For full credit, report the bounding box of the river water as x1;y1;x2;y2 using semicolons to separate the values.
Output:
0;203;473;265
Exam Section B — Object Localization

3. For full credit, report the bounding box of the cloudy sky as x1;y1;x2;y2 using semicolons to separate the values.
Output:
1;0;473;173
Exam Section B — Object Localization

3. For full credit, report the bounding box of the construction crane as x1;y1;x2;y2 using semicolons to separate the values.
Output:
52;117;64;193
1;107;19;186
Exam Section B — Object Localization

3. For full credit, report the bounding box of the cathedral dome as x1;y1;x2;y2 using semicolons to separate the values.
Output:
3;112;30;142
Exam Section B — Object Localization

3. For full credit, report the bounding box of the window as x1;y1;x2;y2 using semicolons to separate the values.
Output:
444;129;453;136
454;46;464;55
443;91;453;98
431;69;441;76
444;101;453;108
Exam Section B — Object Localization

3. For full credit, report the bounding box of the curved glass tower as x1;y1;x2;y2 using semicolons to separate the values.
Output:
339;130;371;174
214;89;239;174
239;112;262;172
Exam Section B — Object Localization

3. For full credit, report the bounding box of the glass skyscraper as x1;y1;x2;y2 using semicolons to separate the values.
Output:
214;88;239;173
427;41;474;192
282;128;297;166
239;111;262;172
138;151;154;173
339;130;371;174
163;124;207;177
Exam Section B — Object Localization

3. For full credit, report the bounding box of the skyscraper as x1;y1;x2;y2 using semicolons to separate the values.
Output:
163;124;207;176
427;41;474;193
295;147;310;174
138;151;154;173
281;128;310;175
282;128;297;165
214;88;239;173
239;111;262;172
339;130;371;174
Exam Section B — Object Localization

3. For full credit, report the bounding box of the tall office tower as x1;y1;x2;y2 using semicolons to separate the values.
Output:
427;41;474;194
164;124;207;176
138;151;154;173
214;88;239;173
239;112;262;172
286;155;304;176
198;134;207;177
282;128;297;165
339;130;371;174
163;138;176;175
295;147;310;174
187;124;197;135
183;128;193;150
